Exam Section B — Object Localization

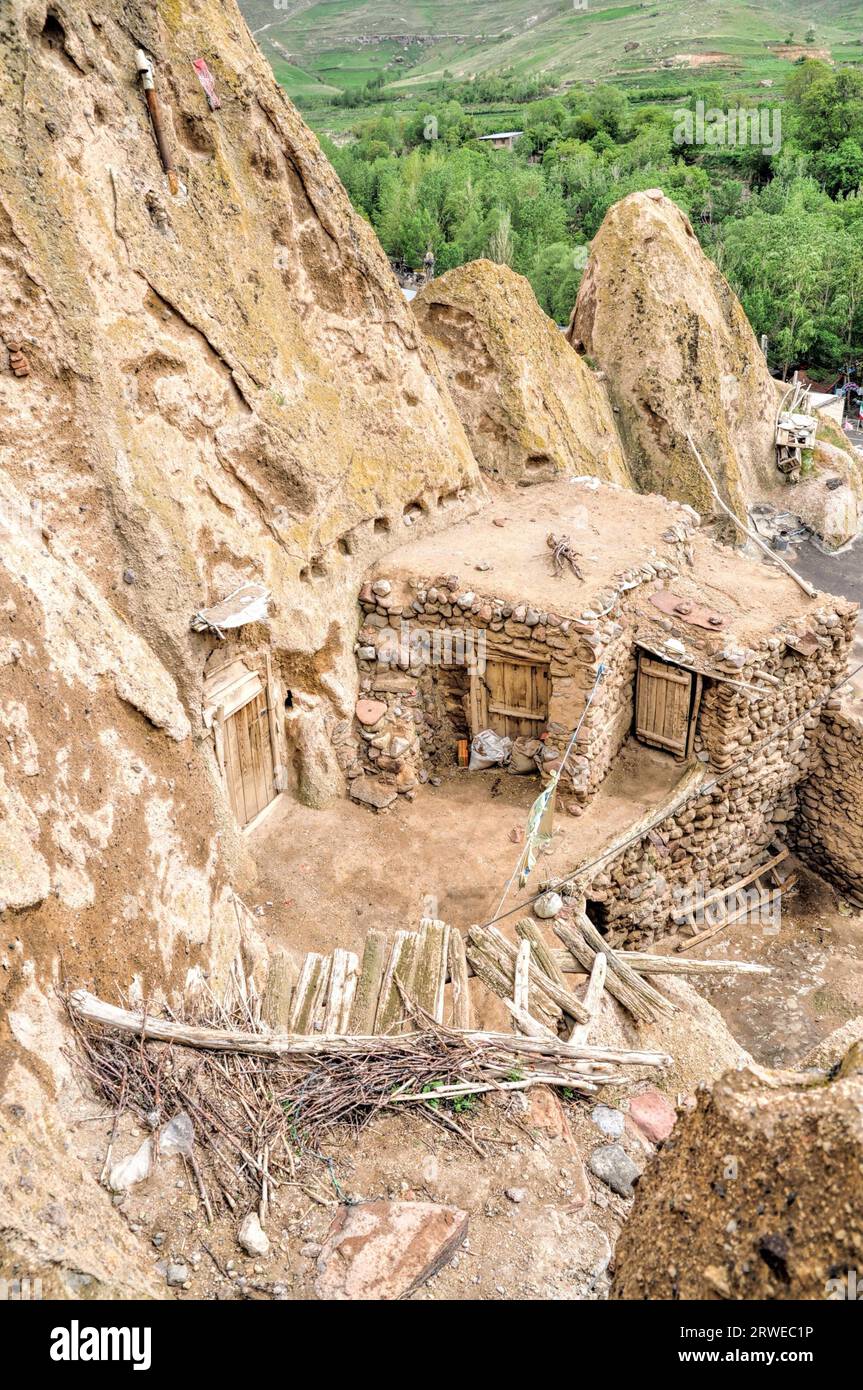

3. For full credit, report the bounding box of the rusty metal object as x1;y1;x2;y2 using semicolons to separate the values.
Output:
649;589;726;630
136;50;178;196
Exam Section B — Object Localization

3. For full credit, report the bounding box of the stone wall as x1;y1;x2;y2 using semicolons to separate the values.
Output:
576;604;857;946
794;705;863;906
349;559;685;812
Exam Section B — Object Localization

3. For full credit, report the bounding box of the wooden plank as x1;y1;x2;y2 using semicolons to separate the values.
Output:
636;654;694;755
212;705;227;780
262;949;296;1031
246;693;272;818
265;651;284;793
223;708;247;825
513;939;531;1022
468;670;486;736
447;929;473;1029
288;953;327;1033
374;931;418;1035
568;952;607;1044
234;698;260;822
322;948;359;1035
348;930;388;1035
310;955;333;1034
515;918;568;987
413;919;450;1023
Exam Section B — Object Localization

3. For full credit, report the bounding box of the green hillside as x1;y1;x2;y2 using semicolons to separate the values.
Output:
239;0;863;105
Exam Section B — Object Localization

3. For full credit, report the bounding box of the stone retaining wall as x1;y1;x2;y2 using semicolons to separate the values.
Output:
794;705;863;906
576;605;857;946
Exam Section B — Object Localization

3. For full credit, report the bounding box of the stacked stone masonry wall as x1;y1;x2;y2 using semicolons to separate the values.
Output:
794;706;863;906
579;604;857;946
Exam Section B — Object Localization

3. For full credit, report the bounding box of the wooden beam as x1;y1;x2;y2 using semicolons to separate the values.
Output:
447;929;473;1030
348;930;388;1035
68;990;672;1067
568;952;607;1045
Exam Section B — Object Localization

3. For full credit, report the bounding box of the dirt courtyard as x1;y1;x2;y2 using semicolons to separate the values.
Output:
248;737;685;957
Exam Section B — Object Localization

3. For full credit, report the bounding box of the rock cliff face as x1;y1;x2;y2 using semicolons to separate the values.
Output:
414;260;630;488
0;0;481;1288
568;190;861;532
0;0;481;985
612;1055;863;1300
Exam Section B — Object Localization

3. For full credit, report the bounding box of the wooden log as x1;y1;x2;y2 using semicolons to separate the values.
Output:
322;948;359;1035
466;928;561;1030
447;929;473;1030
548;948;769;976
348;930;388;1035
414;919;450;1023
515;918;568;988
288;953;327;1034
554;921;669;1025
68;990;672;1067
472;926;589;1025
514;940;531;1013
465;944;523;1018
261;949;296;1032
573;914;675;1021
568;952;607;1045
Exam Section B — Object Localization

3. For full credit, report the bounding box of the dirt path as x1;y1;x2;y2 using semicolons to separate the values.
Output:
249;739;684;957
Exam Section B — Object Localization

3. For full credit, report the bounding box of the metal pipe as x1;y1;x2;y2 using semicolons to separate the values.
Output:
136;49;178;196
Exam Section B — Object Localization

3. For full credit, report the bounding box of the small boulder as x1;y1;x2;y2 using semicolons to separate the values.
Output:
534;891;563;920
349;778;398;810
315;1200;467;1300
588;1144;640;1198
591;1104;625;1139
628;1089;677;1144
356;698;387;726
237;1212;270;1257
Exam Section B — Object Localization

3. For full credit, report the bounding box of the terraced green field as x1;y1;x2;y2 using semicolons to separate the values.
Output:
239;0;863;106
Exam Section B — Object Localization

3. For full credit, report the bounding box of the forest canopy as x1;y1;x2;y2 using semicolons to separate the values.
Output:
322;61;863;377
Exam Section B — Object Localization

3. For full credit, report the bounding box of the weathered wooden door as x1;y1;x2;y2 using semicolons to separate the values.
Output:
635;653;699;758
470;655;549;740
223;692;277;828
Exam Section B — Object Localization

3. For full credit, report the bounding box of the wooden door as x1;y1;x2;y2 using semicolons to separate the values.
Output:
223;691;277;827
470;656;549;740
635;653;697;758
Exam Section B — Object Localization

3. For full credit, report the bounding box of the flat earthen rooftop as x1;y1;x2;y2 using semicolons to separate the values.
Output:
372;479;836;642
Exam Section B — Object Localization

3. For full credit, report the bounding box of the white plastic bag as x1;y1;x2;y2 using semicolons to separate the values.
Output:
469;730;512;771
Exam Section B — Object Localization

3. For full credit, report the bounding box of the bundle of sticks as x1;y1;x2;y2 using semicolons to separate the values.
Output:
546;532;584;580
67;984;670;1194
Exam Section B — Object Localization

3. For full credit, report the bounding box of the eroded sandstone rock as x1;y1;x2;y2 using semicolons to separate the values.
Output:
568;190;861;532
315;1199;468;1300
612;1054;863;1300
414;260;631;488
